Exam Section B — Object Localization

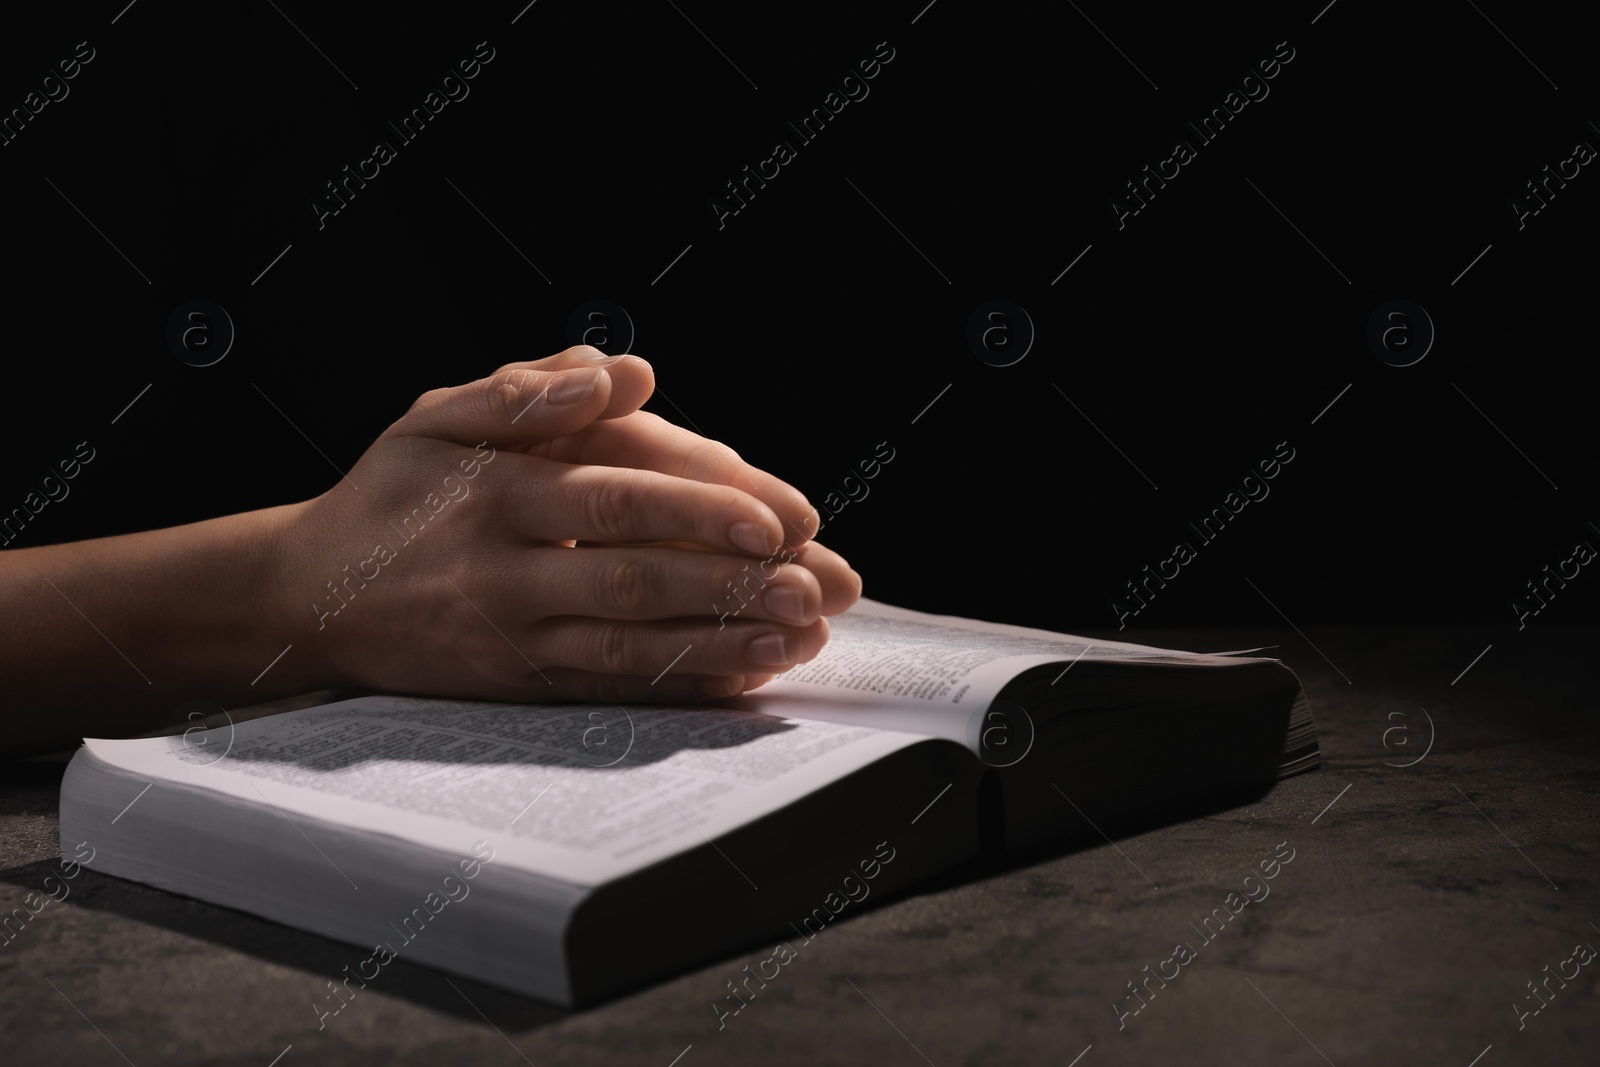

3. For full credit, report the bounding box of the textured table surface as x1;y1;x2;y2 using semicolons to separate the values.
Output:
3;625;1596;1067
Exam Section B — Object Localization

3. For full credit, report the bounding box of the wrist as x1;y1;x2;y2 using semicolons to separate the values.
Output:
258;494;361;693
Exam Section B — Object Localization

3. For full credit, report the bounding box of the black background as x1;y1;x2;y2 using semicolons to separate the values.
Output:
2;0;1595;635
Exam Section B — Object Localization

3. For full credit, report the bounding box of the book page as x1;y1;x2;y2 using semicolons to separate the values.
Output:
736;598;1224;747
81;695;925;887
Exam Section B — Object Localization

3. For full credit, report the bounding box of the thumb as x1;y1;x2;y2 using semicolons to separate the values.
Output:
387;362;617;450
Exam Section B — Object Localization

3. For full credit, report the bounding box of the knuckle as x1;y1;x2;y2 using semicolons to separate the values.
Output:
487;370;533;424
405;386;451;419
700;484;746;537
467;465;502;513
592;622;640;675
584;472;643;543
677;437;721;480
709;482;748;512
602;555;656;617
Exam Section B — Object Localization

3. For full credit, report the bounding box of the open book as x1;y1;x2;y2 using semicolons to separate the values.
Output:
59;598;1317;1009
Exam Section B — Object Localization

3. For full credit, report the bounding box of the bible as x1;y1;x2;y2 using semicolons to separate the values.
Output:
59;597;1318;1007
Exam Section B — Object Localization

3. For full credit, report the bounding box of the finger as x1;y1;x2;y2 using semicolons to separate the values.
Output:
491;455;789;557
491;345;654;419
388;346;658;449
528;617;831;678
390;361;616;450
529;411;822;545
596;537;862;616
786;540;863;616
455;669;762;705
520;545;825;624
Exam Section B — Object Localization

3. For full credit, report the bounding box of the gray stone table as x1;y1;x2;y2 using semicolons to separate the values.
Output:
3;625;1596;1066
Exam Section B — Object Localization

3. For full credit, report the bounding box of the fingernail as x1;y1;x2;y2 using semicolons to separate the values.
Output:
579;346;623;363
698;675;743;697
729;521;773;556
548;367;602;404
764;585;807;623
748;633;789;666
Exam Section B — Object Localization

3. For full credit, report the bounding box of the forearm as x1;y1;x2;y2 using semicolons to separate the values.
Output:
0;501;338;756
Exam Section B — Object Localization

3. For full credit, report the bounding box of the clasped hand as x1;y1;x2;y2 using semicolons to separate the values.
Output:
286;346;860;704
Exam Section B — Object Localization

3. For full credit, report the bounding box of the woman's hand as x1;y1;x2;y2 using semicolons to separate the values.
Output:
0;345;860;756
282;346;863;704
